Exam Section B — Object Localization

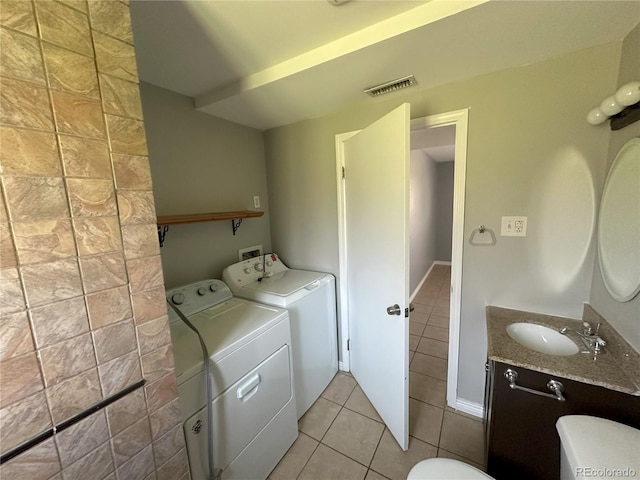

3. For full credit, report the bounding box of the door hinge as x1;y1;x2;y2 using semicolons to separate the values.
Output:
405;308;409;317
342;166;345;179
347;339;351;351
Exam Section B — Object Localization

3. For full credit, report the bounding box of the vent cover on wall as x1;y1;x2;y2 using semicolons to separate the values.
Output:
364;75;417;97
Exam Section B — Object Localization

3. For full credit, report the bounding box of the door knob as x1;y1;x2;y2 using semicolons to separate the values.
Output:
387;304;401;315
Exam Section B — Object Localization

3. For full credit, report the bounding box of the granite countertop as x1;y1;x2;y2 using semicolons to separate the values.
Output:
486;305;640;396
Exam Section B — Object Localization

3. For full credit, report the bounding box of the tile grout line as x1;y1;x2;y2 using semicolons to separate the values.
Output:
292;431;320;480
435;265;450;458
431;266;487;469
292;268;455;479
317;381;385;474
366;424;389;479
292;393;344;479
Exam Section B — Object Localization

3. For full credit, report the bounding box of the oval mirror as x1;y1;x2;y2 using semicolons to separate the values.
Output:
597;137;640;302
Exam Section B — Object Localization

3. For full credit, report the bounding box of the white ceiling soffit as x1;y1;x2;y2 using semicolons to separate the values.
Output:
130;1;640;131
422;145;455;163
412;124;455;162
411;124;455;150
129;0;430;97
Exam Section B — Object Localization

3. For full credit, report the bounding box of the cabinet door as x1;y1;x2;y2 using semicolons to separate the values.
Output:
486;361;640;480
487;362;569;480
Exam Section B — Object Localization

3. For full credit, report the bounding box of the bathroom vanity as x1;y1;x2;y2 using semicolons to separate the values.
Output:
484;305;640;480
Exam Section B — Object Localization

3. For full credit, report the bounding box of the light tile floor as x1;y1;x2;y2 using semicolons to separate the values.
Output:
269;265;486;480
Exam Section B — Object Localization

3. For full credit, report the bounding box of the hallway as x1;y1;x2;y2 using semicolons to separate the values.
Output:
269;265;485;480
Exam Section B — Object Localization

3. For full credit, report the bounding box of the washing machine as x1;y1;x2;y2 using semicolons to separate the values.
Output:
222;254;338;418
166;279;297;480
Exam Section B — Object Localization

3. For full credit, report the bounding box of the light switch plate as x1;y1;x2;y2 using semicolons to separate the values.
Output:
501;216;527;236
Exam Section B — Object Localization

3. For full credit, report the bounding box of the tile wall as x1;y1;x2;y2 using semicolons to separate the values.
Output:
0;1;188;478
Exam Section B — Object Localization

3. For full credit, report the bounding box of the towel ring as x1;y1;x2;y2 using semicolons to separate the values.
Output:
469;225;496;246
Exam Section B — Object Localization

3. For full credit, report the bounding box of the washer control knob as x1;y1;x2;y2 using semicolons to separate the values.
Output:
171;293;185;305
209;283;218;292
266;261;273;267
197;287;207;296
254;263;264;272
243;267;252;274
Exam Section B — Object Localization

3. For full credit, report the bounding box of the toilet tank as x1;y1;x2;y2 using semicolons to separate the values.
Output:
556;415;640;480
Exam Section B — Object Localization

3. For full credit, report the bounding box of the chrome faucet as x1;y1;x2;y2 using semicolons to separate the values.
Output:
559;322;606;357
559;321;593;339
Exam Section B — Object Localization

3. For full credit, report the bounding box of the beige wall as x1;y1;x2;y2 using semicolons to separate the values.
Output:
589;22;640;350
0;1;187;478
265;41;622;405
435;161;454;263
138;82;272;288
409;149;437;293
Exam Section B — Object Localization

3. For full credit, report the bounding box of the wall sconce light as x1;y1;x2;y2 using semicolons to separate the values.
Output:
587;81;640;130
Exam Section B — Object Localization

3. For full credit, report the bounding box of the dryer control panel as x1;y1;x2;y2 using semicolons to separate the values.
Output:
165;279;233;322
222;254;288;287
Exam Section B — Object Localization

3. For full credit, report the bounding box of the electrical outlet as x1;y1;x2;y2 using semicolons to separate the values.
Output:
253;195;260;209
501;216;527;236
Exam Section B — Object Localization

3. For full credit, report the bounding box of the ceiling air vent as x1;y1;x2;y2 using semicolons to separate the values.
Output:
364;75;417;97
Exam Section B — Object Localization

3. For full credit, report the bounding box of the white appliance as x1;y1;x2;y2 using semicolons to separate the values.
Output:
166;279;297;480
223;254;338;418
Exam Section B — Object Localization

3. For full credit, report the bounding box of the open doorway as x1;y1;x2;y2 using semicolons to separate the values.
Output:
410;110;469;414
408;123;455;412
409;123;455;296
335;108;470;415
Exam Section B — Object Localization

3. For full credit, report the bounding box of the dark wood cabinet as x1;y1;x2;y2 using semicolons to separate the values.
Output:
484;360;640;480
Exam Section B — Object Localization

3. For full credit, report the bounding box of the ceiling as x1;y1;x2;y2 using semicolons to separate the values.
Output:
129;0;640;131
411;124;455;162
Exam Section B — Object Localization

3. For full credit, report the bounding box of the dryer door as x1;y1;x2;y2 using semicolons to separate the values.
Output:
184;345;294;480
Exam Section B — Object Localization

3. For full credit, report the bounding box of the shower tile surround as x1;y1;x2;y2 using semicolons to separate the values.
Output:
0;2;188;479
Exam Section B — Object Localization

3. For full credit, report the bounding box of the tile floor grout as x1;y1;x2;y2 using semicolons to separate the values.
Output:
270;265;485;480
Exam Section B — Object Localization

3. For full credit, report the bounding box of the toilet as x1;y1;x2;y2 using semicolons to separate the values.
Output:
556;415;640;480
408;415;640;479
407;458;494;479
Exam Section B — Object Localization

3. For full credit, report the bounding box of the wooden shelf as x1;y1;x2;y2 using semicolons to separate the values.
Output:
156;210;264;246
157;210;263;226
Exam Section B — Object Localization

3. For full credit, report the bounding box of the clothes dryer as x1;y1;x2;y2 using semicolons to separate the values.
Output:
223;254;338;418
166;279;297;480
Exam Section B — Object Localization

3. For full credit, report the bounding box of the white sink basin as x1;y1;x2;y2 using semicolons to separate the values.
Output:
506;323;579;356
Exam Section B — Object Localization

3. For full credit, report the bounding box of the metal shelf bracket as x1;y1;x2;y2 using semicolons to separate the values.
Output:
158;225;169;247
231;218;243;235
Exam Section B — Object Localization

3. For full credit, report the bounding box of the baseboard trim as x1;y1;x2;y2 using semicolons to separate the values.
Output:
451;398;484;418
410;261;452;301
410;264;434;301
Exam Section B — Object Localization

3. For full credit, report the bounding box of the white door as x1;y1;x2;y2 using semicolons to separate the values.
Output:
344;104;410;450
